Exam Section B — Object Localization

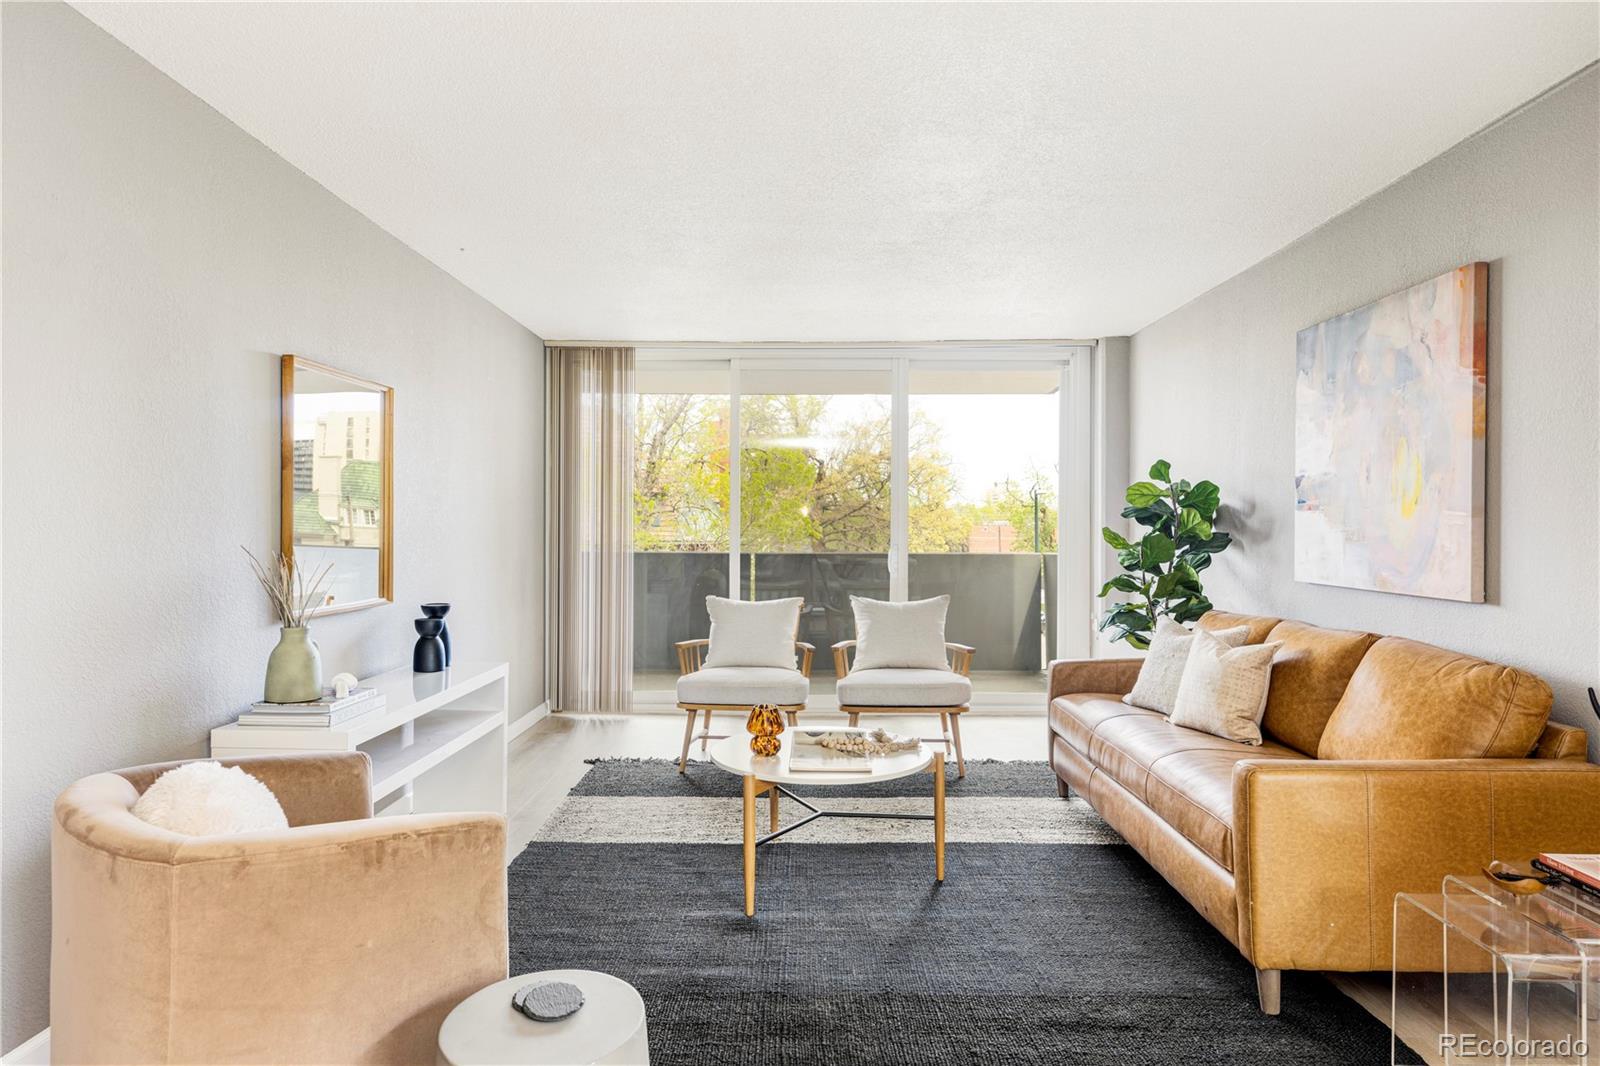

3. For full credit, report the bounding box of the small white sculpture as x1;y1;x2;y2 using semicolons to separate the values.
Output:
330;672;358;699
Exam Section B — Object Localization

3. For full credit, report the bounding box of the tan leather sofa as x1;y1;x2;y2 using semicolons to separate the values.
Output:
1049;611;1600;1014
51;752;508;1064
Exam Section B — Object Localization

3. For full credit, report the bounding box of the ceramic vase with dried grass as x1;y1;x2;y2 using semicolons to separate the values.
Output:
245;547;334;704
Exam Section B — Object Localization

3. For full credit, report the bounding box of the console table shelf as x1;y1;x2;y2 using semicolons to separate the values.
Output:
211;660;509;817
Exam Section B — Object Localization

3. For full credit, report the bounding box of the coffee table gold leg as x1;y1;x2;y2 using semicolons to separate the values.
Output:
934;753;946;882
769;783;780;831
743;774;757;915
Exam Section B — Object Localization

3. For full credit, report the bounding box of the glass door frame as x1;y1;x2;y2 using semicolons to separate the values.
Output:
635;343;1095;709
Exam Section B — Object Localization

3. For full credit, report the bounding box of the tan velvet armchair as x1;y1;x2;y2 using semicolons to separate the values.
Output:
51;751;508;1065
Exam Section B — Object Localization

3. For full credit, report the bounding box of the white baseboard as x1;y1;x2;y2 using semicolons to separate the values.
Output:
508;701;550;739
3;1028;49;1065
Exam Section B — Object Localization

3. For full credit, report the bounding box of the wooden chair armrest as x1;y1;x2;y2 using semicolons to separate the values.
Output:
831;639;856;678
674;638;710;675
795;641;816;678
945;642;976;676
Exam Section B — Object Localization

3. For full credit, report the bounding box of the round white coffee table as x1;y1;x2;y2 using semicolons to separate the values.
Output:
436;969;648;1066
709;728;945;916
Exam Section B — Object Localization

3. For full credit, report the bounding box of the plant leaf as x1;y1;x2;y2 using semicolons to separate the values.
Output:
1140;533;1175;569
1101;527;1132;550
1098;575;1141;597
1125;481;1165;508
1180;480;1221;517
1147;459;1171;482
1177;506;1212;540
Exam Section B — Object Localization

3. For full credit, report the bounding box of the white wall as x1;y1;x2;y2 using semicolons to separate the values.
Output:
1129;67;1599;752
1;3;546;1049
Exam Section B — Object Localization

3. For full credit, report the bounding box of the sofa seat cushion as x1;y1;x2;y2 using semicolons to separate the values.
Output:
1144;745;1306;870
1318;636;1553;760
1049;695;1160;757
1087;713;1303;803
677;667;808;707
837;668;971;707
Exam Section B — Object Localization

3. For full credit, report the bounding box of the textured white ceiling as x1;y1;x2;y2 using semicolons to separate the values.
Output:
75;2;1597;341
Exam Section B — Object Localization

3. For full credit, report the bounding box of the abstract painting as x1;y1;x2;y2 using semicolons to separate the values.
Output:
1294;263;1487;602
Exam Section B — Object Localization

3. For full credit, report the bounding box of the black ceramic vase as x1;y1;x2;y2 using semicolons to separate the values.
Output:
413;618;446;673
421;602;451;665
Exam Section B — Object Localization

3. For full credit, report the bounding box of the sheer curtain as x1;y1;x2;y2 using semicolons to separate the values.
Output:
547;346;635;712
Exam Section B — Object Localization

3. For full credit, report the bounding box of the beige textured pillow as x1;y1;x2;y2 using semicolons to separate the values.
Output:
1123;620;1250;715
1170;629;1284;745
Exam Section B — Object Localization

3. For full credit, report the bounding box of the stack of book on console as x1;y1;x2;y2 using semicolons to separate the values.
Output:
1533;853;1600;899
788;731;873;773
236;687;385;728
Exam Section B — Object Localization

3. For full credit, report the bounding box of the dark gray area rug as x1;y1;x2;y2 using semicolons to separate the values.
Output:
510;758;1415;1065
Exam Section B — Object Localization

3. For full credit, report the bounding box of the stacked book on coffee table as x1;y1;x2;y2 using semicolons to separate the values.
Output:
236;686;385;728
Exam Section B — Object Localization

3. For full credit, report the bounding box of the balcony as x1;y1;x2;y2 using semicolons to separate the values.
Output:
633;551;1058;698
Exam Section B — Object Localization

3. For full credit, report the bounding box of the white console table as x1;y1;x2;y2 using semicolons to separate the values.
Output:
211;660;509;817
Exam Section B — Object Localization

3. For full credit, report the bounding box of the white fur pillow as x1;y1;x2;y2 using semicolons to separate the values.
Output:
1170;629;1284;745
131;762;289;836
1123;620;1250;715
851;595;950;670
704;595;802;669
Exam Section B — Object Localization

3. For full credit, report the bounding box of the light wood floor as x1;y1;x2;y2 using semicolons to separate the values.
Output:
506;712;1404;1053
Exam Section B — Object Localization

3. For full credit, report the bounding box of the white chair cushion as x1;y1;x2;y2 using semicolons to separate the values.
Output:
703;596;803;669
677;666;808;707
851;595;949;670
836;668;972;708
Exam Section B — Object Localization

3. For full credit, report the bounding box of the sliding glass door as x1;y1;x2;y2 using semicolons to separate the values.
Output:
738;366;892;693
631;348;1080;704
908;364;1062;696
632;362;731;694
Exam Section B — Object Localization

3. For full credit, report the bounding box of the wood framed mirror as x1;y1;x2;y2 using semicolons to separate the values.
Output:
280;355;393;615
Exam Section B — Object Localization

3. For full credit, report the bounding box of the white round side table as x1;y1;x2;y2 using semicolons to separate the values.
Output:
437;969;649;1066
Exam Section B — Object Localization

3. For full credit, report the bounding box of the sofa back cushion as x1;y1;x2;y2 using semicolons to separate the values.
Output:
1317;636;1552;760
1197;610;1280;646
1259;620;1379;755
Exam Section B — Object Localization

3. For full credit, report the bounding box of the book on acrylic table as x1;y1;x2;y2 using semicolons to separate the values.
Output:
237;697;386;728
1534;853;1600;892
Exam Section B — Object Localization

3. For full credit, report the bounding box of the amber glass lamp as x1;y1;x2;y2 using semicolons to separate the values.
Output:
747;704;785;756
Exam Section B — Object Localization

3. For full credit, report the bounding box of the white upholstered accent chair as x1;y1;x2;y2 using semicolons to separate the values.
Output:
674;596;814;772
831;595;975;776
833;641;974;776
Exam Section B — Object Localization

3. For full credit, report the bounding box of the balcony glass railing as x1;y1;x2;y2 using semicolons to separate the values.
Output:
633;551;1055;696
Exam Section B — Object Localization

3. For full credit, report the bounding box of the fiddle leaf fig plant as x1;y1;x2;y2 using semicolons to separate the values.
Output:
1097;459;1233;650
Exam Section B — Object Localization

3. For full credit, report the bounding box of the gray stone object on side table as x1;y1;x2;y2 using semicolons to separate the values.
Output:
511;980;585;1022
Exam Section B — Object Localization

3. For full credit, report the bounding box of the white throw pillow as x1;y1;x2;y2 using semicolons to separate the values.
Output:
131;762;289;836
1123;620;1250;715
1170;629;1284;745
703;596;802;669
851;595;950;671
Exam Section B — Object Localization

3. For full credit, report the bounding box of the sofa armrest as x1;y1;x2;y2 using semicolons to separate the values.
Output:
1047;658;1142;702
1231;758;1600;972
117;751;373;826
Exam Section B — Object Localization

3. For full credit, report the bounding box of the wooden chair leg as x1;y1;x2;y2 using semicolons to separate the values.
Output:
949;712;966;778
678;709;697;773
701;709;712;753
939;711;951;746
1255;968;1281;1015
847;711;860;728
786;710;798;728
